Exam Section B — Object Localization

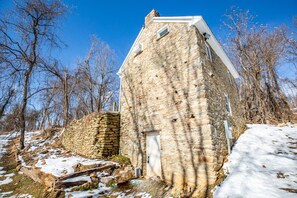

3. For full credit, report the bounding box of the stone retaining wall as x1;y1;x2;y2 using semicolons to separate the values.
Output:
62;112;120;159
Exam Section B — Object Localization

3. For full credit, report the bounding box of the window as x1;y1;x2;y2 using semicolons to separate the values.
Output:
157;25;169;39
205;43;213;62
225;94;232;114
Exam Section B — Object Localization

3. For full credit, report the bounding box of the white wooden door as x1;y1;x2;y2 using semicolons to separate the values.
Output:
146;132;161;178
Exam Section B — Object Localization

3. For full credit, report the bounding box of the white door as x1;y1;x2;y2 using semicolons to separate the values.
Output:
146;132;161;178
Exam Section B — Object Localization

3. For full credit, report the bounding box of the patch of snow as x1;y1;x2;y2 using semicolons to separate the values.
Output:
0;133;15;158
98;171;111;177
0;133;17;187
18;155;30;168
135;192;152;198
129;179;144;184
9;194;33;198
214;124;297;198
80;160;105;166
35;156;105;177
116;192;152;198
0;173;15;185
27;145;38;152
0;167;6;175
65;183;111;198
63;175;91;183
0;191;13;197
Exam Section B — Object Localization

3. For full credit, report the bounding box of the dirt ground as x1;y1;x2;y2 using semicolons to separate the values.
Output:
0;138;48;197
0;136;170;198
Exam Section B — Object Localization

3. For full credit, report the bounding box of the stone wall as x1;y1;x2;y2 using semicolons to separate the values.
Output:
119;10;245;196
202;33;246;162
62;112;120;159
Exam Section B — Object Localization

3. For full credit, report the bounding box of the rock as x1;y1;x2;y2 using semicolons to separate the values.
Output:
61;169;67;174
90;172;99;183
149;175;162;182
43;127;58;139
16;164;22;172
21;167;56;187
41;159;46;165
100;176;116;186
112;165;134;184
73;162;104;172
40;150;49;154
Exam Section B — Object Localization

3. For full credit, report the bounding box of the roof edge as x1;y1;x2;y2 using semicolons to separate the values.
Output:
193;17;239;78
117;27;144;76
118;16;239;79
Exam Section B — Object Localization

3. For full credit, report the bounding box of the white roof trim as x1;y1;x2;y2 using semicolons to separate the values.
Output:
118;16;239;78
191;17;239;78
117;27;144;76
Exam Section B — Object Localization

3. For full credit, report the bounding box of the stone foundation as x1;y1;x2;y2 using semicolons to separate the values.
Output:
62;112;120;159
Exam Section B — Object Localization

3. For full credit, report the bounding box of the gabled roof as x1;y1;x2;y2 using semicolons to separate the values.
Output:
118;15;239;79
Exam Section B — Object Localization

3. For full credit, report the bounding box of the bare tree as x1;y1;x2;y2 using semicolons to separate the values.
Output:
43;61;78;126
0;84;15;119
223;7;293;123
76;36;118;116
0;0;67;148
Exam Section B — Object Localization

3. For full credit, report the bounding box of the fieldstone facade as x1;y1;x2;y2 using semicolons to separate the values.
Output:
62;112;120;159
119;10;245;196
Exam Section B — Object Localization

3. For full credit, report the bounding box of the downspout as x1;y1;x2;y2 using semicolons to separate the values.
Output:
118;74;122;112
224;120;233;155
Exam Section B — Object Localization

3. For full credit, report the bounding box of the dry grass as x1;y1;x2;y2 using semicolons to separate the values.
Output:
0;138;47;197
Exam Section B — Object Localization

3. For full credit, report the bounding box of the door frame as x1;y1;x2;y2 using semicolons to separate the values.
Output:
145;130;162;178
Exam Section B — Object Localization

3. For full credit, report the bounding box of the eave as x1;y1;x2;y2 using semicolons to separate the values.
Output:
118;16;239;79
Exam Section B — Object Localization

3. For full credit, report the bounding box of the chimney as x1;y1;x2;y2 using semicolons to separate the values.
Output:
145;9;160;26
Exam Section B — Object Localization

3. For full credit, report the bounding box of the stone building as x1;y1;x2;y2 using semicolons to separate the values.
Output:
118;10;245;196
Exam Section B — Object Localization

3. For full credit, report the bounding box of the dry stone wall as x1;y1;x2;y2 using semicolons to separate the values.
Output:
62;112;120;159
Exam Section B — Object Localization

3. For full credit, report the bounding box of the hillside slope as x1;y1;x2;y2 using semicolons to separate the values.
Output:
214;124;297;198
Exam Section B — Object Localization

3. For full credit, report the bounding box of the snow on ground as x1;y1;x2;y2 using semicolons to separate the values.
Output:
0;132;18;158
34;155;106;177
0;173;15;185
65;183;111;198
0;132;34;197
0;191;32;198
0;133;17;186
214;124;297;198
19;130;114;178
0;130;153;198
116;192;152;198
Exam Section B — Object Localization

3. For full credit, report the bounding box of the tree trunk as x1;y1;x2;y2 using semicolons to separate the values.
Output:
20;72;31;149
63;73;69;127
88;65;94;113
0;89;14;119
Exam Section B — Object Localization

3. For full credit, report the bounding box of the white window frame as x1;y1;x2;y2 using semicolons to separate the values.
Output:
225;94;232;115
205;43;213;62
157;25;169;39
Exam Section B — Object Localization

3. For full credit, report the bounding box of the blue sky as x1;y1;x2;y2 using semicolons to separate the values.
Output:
1;0;297;73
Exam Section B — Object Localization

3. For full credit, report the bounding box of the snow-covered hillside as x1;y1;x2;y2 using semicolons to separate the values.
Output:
214;124;297;198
